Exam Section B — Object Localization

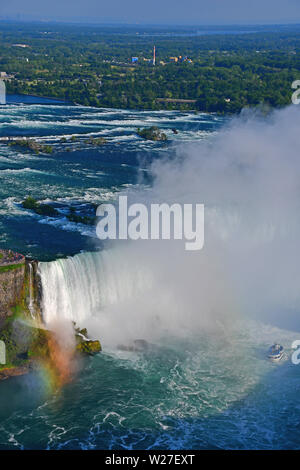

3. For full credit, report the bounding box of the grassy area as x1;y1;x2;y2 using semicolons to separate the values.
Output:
0;263;25;274
0;364;17;372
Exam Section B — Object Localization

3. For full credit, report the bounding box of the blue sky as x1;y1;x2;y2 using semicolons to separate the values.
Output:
1;0;300;24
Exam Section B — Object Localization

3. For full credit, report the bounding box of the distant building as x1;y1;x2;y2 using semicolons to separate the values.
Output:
0;72;14;81
12;44;29;48
170;56;192;64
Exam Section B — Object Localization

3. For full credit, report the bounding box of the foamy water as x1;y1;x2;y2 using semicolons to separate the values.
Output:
1;97;300;449
0;97;225;260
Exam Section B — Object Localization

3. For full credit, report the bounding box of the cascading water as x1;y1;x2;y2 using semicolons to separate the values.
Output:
30;245;300;450
38;236;240;347
39;247;154;327
28;262;35;319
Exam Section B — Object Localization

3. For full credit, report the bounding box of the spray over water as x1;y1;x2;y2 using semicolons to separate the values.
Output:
39;106;300;347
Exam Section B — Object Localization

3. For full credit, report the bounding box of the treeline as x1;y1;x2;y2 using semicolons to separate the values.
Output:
1;23;300;112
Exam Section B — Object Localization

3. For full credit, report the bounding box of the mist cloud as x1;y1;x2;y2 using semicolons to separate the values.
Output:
81;105;300;345
40;105;300;346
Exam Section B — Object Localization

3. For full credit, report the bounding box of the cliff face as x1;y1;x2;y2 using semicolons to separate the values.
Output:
0;254;102;381
0;265;25;319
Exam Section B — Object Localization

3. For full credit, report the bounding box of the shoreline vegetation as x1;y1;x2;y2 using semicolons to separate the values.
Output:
1;23;299;113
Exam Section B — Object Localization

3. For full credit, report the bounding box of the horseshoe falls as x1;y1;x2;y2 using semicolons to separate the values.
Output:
39;248;155;330
1;97;300;450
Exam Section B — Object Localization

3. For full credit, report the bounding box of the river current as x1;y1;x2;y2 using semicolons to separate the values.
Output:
0;96;299;450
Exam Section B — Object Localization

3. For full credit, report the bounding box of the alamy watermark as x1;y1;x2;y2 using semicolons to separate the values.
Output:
0;340;6;365
96;196;204;251
291;340;300;365
291;80;300;105
0;79;6;105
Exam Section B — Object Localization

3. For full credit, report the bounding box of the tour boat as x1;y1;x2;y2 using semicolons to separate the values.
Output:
268;343;284;362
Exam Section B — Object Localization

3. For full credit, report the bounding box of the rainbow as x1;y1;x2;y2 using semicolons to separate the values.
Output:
34;332;76;393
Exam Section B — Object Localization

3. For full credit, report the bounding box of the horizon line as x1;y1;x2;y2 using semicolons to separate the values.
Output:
1;19;300;28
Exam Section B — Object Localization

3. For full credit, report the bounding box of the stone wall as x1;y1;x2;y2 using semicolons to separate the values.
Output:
0;264;25;319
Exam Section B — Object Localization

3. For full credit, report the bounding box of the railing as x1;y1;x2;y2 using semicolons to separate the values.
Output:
0;250;25;267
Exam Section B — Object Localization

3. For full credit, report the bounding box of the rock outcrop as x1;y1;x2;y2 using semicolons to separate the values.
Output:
75;326;102;355
137;126;167;141
0;251;25;320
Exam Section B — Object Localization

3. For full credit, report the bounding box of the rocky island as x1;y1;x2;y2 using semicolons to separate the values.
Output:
8;138;53;154
137;126;167;141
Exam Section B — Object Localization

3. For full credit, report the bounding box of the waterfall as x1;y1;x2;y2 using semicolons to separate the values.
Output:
38;242;239;345
28;262;36;319
39;247;154;326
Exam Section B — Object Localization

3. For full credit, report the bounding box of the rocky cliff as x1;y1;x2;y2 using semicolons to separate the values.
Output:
0;263;25;320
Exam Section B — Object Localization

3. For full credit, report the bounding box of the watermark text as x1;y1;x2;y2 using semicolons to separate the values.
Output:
96;196;204;251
